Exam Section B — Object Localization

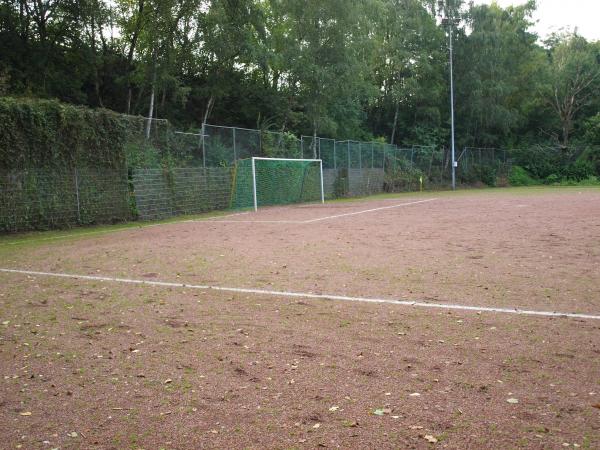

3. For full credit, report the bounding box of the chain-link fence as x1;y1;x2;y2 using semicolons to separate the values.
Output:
456;147;511;185
0;167;130;232
132;167;232;221
3;118;524;231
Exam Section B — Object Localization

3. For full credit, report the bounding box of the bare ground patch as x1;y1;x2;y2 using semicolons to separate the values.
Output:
1;276;599;449
1;188;600;449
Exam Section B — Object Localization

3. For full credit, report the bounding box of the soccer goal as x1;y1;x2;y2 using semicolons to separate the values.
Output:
230;157;325;211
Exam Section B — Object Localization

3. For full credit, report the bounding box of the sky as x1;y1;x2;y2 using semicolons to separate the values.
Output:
472;0;600;41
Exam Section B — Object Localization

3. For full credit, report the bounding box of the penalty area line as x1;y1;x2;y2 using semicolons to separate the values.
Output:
208;198;440;224
301;198;438;223
1;268;599;321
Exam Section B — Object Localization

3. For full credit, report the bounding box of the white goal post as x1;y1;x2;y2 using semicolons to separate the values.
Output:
251;157;325;211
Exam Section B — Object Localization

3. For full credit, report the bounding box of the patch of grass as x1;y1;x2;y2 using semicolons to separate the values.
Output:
525;425;550;434
0;209;238;249
509;166;539;186
581;435;593;449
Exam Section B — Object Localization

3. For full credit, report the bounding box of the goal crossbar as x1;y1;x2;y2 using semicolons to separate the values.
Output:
252;157;322;162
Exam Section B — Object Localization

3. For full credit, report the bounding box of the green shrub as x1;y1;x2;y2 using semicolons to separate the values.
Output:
384;164;424;192
262;131;301;158
476;164;497;186
509;165;538;186
554;176;600;186
509;147;561;179
573;176;600;186
544;174;561;184
459;163;498;186
562;159;594;181
574;147;600;177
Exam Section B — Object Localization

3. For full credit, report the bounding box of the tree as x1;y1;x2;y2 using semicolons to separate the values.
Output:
454;0;541;147
369;0;446;146
544;32;600;147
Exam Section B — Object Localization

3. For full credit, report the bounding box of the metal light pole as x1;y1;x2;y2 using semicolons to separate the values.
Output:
440;1;457;190
449;20;456;190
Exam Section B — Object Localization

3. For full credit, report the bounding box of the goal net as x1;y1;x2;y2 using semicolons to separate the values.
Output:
231;157;324;210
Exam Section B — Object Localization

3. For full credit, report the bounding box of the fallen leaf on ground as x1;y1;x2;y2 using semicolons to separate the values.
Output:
342;420;358;428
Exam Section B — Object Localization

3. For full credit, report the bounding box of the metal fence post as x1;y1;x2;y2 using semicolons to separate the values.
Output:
347;142;350;170
201;123;206;168
318;138;321;160
233;127;237;162
371;143;374;169
333;142;337;170
74;167;81;224
358;143;362;170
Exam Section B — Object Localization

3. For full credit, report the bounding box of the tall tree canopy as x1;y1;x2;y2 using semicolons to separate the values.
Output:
0;0;599;148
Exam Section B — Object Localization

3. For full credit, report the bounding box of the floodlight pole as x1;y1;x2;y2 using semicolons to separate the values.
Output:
448;16;457;190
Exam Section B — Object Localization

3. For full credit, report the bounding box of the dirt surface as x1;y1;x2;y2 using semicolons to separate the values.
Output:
1;187;600;449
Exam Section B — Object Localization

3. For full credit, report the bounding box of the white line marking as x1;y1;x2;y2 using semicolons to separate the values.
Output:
205;220;302;224
1;268;598;321
301;198;438;223
208;199;439;224
204;211;251;220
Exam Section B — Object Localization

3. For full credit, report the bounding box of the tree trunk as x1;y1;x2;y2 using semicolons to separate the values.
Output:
126;0;146;114
312;119;318;159
202;95;215;126
90;11;104;107
145;51;157;140
562;120;570;148
390;102;399;145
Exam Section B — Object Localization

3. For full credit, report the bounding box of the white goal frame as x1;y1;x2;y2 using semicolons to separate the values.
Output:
251;157;325;211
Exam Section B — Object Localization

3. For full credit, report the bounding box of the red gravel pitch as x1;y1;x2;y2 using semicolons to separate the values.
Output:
1;187;599;449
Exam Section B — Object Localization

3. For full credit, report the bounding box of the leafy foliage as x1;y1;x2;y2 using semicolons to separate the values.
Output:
0;97;128;170
508;165;538;186
0;0;599;174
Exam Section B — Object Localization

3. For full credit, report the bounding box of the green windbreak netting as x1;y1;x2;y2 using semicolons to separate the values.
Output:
230;159;322;209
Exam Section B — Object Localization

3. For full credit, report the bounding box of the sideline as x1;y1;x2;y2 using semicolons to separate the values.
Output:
1;268;599;321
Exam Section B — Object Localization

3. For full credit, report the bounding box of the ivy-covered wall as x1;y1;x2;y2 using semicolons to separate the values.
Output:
0;98;131;231
0;97;129;170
